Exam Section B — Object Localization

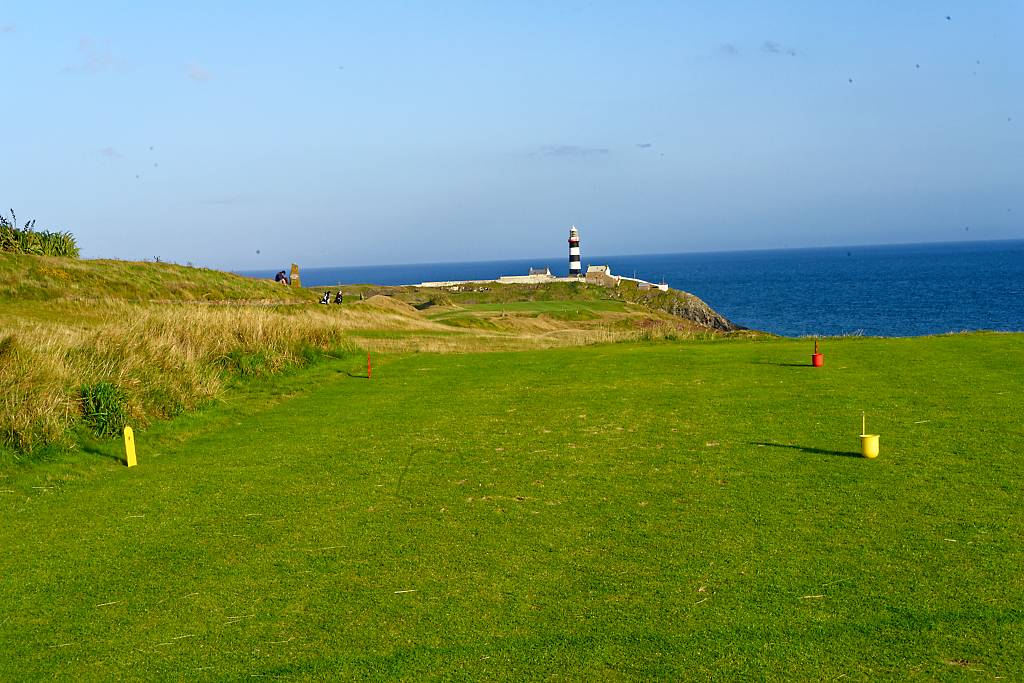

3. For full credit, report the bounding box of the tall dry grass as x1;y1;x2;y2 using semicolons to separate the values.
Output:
1;303;380;452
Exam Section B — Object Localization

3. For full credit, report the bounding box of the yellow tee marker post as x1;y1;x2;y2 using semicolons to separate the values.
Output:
124;426;137;467
860;412;879;459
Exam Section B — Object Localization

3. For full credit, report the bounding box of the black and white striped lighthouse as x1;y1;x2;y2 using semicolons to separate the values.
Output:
568;225;582;277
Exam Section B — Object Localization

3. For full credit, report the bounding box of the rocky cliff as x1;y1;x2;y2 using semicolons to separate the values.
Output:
619;286;739;332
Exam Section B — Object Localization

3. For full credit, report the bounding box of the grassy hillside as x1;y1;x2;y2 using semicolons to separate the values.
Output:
326;278;738;331
0;252;314;303
1;334;1021;679
1;255;740;455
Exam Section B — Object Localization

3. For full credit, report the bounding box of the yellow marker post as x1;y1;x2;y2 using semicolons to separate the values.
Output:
124;426;137;467
860;412;879;459
290;263;301;288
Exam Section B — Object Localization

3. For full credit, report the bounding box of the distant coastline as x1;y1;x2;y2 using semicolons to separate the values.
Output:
238;239;1024;338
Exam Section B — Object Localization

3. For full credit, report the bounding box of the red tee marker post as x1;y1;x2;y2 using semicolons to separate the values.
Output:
367;352;372;379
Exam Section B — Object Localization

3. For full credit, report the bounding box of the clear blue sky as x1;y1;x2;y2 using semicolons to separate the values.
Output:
1;1;1021;269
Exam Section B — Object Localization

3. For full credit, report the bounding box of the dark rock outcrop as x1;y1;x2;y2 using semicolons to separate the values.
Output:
623;287;739;332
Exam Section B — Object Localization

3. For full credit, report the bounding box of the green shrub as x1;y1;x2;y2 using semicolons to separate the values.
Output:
80;382;129;437
0;210;80;258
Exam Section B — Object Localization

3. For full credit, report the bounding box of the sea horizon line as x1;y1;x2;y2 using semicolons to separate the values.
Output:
236;236;1024;274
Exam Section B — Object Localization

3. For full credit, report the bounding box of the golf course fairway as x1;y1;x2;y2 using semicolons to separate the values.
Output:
2;334;1022;680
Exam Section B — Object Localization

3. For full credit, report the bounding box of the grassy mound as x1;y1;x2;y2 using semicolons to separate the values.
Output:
351;294;424;316
0;252;314;303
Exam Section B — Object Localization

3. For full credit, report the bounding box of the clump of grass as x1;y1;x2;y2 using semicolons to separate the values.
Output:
0;210;79;258
413;292;453;310
79;382;128;437
221;349;273;376
0;333;80;452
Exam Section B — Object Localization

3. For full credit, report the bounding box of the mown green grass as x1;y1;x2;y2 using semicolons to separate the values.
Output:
449;300;630;313
1;334;1022;680
426;300;637;327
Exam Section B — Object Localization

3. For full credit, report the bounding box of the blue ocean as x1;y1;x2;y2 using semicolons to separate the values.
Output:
239;240;1024;338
